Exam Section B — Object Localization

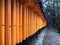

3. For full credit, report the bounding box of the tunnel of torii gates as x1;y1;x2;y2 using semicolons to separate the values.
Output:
0;0;47;45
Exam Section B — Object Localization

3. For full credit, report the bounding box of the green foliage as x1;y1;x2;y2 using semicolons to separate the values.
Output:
40;0;60;28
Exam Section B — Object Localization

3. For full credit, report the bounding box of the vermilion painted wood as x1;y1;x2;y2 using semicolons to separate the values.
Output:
5;0;11;45
22;5;27;40
0;0;5;45
11;0;16;45
36;15;40;30
24;1;41;15
39;17;44;29
16;0;20;43
28;9;31;37
24;6;27;40
26;8;28;38
33;12;37;34
23;0;46;21
30;10;35;35
0;0;47;45
19;4;23;42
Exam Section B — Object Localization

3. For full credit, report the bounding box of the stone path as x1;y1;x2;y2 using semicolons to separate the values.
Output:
28;27;60;45
18;27;60;45
43;28;60;45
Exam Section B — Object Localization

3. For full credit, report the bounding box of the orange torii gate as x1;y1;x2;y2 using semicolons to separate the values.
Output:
0;0;46;45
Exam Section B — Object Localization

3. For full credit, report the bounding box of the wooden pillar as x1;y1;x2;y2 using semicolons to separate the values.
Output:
26;8;28;38
19;3;23;42
11;0;16;45
30;11;37;35
30;11;34;35
5;0;11;45
39;16;44;28
0;0;5;45
22;4;24;40
16;0;20;43
34;13;37;33
33;14;37;34
32;12;36;34
28;8;31;37
22;5;27;40
36;15;40;30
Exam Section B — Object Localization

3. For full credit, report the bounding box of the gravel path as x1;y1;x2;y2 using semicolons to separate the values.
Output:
18;27;60;45
43;28;60;45
27;27;60;45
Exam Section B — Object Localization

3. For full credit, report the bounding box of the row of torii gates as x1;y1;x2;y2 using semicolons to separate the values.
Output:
0;0;47;45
